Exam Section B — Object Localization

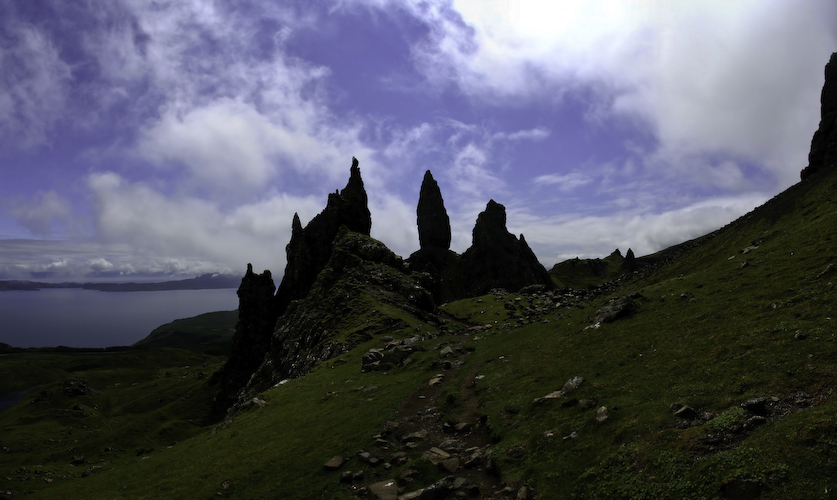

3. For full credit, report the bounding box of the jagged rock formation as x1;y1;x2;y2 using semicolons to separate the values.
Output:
416;170;451;250
802;52;837;180
215;159;560;415
461;200;554;296
211;264;275;414
241;228;436;400
274;157;372;317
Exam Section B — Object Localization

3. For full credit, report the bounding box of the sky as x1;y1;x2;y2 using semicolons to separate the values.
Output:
0;0;835;282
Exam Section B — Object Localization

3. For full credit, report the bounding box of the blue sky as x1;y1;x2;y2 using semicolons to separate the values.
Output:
0;0;835;281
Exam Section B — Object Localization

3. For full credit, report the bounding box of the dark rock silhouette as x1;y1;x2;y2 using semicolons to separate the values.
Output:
243;228;435;398
274;157;371;317
802;52;837;180
622;248;637;271
408;170;464;303
417;170;451;250
461;200;554;296
211;263;275;415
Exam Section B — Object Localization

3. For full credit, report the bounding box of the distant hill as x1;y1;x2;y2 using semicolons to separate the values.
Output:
0;273;240;292
131;310;238;355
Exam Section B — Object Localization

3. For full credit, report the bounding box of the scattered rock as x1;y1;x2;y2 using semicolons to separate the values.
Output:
675;405;699;420
369;479;399;500
506;444;526;459
440;457;459;473
324;455;344;470
596;406;608;422
741;397;768;416
62;378;96;398
517;485;530;499
594;294;641;324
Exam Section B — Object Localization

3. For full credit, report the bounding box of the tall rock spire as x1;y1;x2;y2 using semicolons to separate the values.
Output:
802;52;837;180
417;170;451;250
274;157;372;317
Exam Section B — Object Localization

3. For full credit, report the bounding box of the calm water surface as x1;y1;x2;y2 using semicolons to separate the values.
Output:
0;288;238;348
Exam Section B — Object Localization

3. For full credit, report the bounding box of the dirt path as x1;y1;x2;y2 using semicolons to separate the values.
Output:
335;329;527;499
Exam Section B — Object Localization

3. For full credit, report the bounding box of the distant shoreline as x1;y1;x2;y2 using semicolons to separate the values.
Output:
0;273;241;292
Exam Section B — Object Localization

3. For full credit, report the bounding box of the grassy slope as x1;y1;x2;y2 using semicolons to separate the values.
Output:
548;250;626;289
132;310;238;355
3;170;836;498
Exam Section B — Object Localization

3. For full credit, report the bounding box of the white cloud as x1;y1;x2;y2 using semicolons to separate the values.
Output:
0;22;72;146
3;191;75;237
397;0;837;190
533;172;592;192
86;172;324;276
508;193;768;266
493;127;551;141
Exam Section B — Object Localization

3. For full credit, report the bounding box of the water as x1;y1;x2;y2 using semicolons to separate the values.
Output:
0;387;33;413
0;288;238;348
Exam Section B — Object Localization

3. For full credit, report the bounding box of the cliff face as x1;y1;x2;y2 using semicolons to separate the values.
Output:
461;200;554;296
274;157;372;318
802;52;837;180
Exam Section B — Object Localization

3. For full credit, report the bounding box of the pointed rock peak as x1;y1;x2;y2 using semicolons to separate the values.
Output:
623;248;637;270
291;212;302;234
802;52;837;180
478;199;507;230
341;156;366;200
417;169;451;250
609;248;623;259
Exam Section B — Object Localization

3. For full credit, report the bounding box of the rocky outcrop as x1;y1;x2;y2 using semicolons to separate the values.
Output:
211;264;275;414
242;229;436;399
274;157;372;317
460;200;554;296
416;170;451;251
802;52;837;180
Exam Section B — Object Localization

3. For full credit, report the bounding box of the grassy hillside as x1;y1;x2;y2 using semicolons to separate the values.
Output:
132;310;238;355
548;249;628;289
1;169;836;499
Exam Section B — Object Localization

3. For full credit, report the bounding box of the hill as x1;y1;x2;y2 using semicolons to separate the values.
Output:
131;310;238;355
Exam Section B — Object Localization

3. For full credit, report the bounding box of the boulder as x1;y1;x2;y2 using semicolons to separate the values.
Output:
369;479;398;500
595;294;641;324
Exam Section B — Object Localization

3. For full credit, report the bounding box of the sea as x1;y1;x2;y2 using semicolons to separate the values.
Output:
0;288;238;348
